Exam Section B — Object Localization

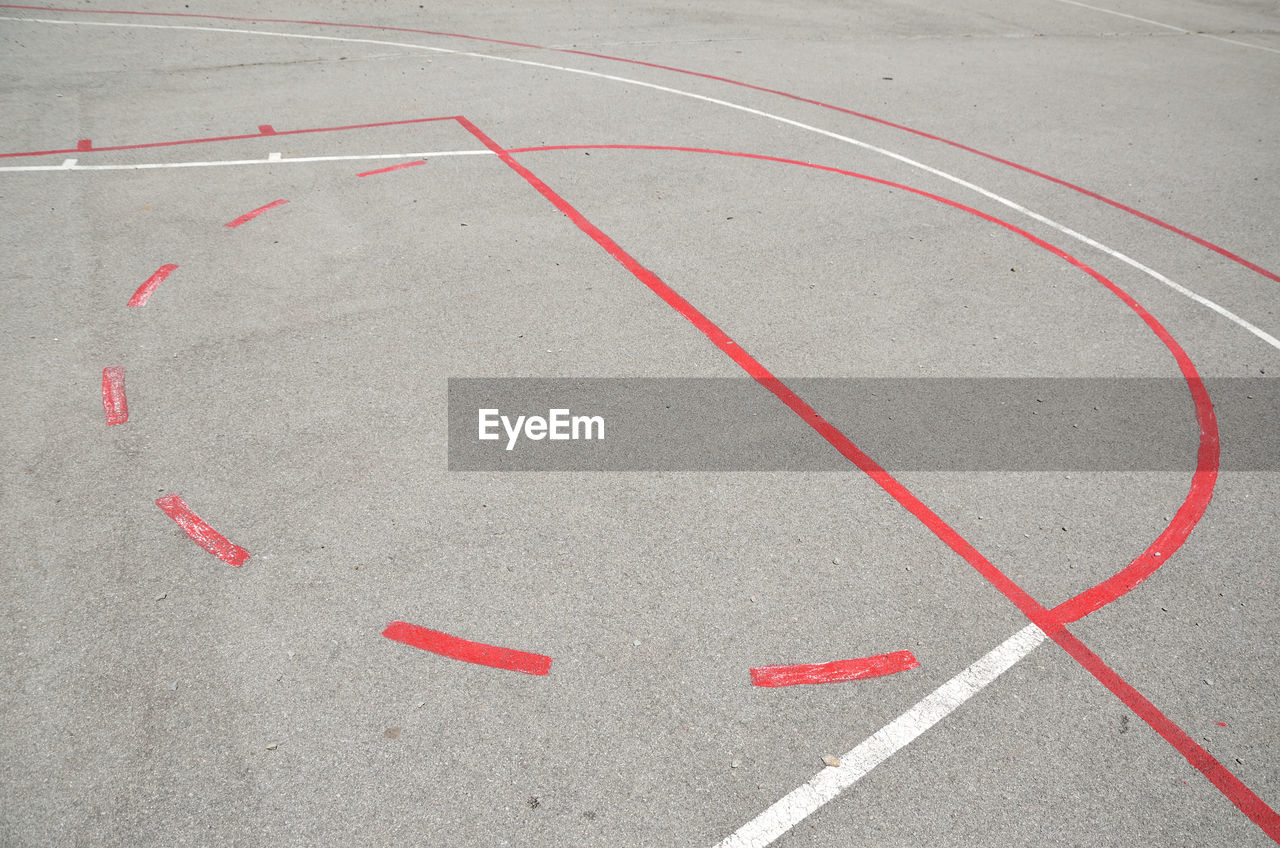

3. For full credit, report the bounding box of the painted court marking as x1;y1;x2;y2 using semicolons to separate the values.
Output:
0;6;1269;845
225;198;288;228
720;625;1047;847
0;150;490;172
155;494;250;566
100;366;127;425
460;126;1275;840
750;650;919;688
382;621;552;676
3;13;1275;352
126;263;177;307
1051;0;1280;55
357;159;427;177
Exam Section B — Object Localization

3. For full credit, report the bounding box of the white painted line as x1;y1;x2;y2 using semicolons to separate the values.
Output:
1051;0;1280;55
713;624;1047;848
4;15;1275;352
0;150;491;172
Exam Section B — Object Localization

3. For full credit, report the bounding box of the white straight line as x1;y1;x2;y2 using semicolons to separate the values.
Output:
0;150;492;172
1051;0;1280;55
4;15;1275;351
714;624;1047;848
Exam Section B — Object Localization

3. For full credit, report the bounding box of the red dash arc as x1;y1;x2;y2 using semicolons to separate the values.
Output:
383;621;552;676
156;494;250;566
225;198;288;228
751;651;920;688
127;263;178;307
101;366;128;425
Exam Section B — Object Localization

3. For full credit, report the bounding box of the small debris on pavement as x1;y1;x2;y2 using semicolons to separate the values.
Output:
822;755;841;768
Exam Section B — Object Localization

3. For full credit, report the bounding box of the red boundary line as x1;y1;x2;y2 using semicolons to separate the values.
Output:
155;494;250;566
455;122;1276;840
382;621;552;676
0;114;462;159
101;365;128;425
127;263;177;307
751;650;919;687
2;5;1272;282
225;198;288;228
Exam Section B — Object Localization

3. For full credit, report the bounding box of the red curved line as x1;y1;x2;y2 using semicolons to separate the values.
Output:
509;142;1221;622
101;365;128;425
751;650;919;687
225;198;288;228
155;494;250;566
4;4;1273;282
127;263;177;307
470;134;1274;837
382;621;552;676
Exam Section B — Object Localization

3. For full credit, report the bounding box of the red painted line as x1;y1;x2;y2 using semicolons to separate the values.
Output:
4;6;1270;281
507;143;1220;625
0;114;463;159
465;130;1274;839
76;138;92;151
257;124;275;134
382;621;551;675
155;494;249;566
126;263;177;307
100;366;127;425
751;650;919;687
225;198;288;228
356;159;426;177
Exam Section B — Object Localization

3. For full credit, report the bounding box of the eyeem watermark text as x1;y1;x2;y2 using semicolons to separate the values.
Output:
478;408;605;450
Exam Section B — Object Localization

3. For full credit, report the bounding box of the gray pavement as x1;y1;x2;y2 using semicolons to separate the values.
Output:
1;2;1278;846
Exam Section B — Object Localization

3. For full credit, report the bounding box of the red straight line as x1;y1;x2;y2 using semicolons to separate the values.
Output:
101;366;128;425
751;650;919;687
0;115;463;159
225;198;288;228
382;621;552;676
356;159;426;177
155;494;250;566
3;5;1271;282
459;123;1278;841
127;263;177;307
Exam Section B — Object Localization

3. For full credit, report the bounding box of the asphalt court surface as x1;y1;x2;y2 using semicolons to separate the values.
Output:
1;2;1278;846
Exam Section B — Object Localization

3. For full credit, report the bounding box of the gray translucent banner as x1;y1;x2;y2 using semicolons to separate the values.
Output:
446;378;1279;471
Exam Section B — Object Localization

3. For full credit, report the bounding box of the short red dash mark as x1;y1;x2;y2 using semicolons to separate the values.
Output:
101;366;128;425
155;494;250;566
257;124;276;134
357;159;426;177
382;621;551;676
127;264;178;307
750;650;919;687
76;138;92;151
1218;722;1230;727
225;198;289;228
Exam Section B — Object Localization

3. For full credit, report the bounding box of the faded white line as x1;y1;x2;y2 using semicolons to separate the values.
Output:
0;150;492;172
3;14;1275;351
1051;0;1280;55
714;624;1047;848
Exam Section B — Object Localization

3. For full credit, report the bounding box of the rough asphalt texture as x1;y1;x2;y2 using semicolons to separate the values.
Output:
1;1;1277;846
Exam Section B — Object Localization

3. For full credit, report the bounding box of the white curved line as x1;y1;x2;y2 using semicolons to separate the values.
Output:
4;13;1275;351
